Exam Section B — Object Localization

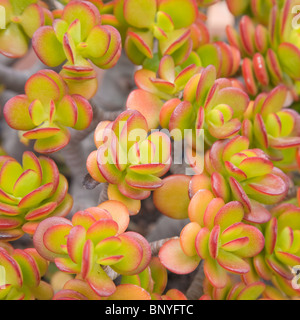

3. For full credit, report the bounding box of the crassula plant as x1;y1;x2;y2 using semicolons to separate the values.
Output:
0;0;300;302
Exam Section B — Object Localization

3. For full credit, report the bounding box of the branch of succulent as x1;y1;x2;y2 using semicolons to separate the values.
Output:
1;0;300;301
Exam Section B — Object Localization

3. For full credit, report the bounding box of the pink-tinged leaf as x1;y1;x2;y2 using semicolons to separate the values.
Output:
236;282;265;300
180;222;201;257
222;223;265;258
108;284;151;300
239;16;255;56
3;95;34;131
22;152;42;183
211;172;231;203
261;85;287;117
222;135;250;162
87;219;118;245
159;239;200;274
238;157;273;179
221;237;249;252
85;25;111;58
189;174;212;198
43;224;72;255
242;58;257;96
33;217;72;261
278;43;300;80
53;289;87;300
62;0;101;40
55;95;78;127
214;201;244;232
209;225;220;259
153;175;191;220
0;159;24;195
12;249;40;288
0;202;21;216
86;151;107;183
0;229;24;242
203;198;225;231
224;161;247;181
243;199;271;224
203;258;228;289
266;49;283;83
97;200;130;233
81;239;94;279
55;256;81;273
253;254;272;281
196;65;217;106
275;251;300;267
217;249;249;274
164;289;187;300
229;177;251;212
67;225;87;264
72;95;93;130
0;249;23;287
0;23;28;58
266;255;293;280
20;3;44;38
23;127;61;140
124;0;156;28
25;202;57;221
32;26;65;67
18;183;54;209
244;173;288;205
118;180;151;201
265;217;278;255
195;227;210;259
253;53;269;87
126;89;163;130
188;189;215;226
158;0;198;28
111;234;143;275
149;257;168;295
125;169;163;190
159;55;175;83
0;216;22;230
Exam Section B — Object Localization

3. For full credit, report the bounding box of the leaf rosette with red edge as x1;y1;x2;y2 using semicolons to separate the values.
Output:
226;1;300;97
33;202;151;297
32;0;122;99
4;69;93;154
159;65;250;145
249;203;300;298
113;0;200;66
242;85;300;171
86;110;172;212
0;152;72;241
200;135;289;223
159;197;265;289
0;241;53;300
0;0;53;58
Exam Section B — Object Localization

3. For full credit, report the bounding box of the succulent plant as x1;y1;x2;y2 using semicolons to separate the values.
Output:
202;135;290;223
33;202;151;297
87;110;172;211
242;85;300;171
32;0;122;99
159;196;265;288
226;0;300;97
159;65;250;145
250;203;300;298
0;241;53;300
0;0;53;58
0;152;72;241
3;70;93;153
112;0;199;66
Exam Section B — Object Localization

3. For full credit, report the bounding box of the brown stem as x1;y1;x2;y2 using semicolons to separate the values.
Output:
98;182;109;204
185;261;205;300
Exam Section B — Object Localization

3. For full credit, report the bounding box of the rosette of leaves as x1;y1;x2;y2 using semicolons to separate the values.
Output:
0;0;53;58
126;55;201;129
200;275;266;300
0;241;53;300
113;0;199;65
159;65;250;145
32;0;122;99
242;85;300;171
3;69;93;154
0;151;73;241
86;110;172;213
159;196;265;289
200;135;289;223
33;202;152;297
251;203;300;298
226;0;300;97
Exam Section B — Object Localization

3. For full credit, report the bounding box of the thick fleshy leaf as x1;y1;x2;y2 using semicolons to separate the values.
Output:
278;43;300;80
203;258;228;289
217;249;249;274
153;175;191;219
108;284;151;300
124;0;156;28
180;222;201;257
159;239;200;274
